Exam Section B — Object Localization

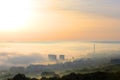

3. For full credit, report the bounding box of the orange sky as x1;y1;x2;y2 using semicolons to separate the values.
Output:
0;0;120;41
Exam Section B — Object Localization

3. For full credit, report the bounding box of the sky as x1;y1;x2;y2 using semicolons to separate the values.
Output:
0;0;120;41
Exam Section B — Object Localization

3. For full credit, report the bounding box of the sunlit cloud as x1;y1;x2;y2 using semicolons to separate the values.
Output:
59;0;120;18
0;0;120;41
0;53;45;66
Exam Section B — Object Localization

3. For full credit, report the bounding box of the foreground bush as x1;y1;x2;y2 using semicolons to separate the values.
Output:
8;71;120;80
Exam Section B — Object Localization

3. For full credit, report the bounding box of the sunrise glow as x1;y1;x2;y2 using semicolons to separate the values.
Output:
0;0;32;32
0;0;120;41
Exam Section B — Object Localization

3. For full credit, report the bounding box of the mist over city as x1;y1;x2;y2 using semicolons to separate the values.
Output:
0;0;120;80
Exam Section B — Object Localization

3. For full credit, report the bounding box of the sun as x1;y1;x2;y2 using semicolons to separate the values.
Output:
0;0;32;32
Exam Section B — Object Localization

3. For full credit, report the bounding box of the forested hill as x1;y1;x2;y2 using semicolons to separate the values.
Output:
7;64;120;80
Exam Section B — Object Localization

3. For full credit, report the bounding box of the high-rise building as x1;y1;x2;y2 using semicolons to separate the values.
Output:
59;55;65;60
48;54;57;61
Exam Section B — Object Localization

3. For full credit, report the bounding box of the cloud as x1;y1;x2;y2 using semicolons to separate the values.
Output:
0;52;8;56
89;50;120;58
59;0;120;18
6;55;43;65
0;53;46;66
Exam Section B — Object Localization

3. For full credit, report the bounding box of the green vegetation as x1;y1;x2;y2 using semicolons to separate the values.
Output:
0;64;120;80
8;71;120;80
